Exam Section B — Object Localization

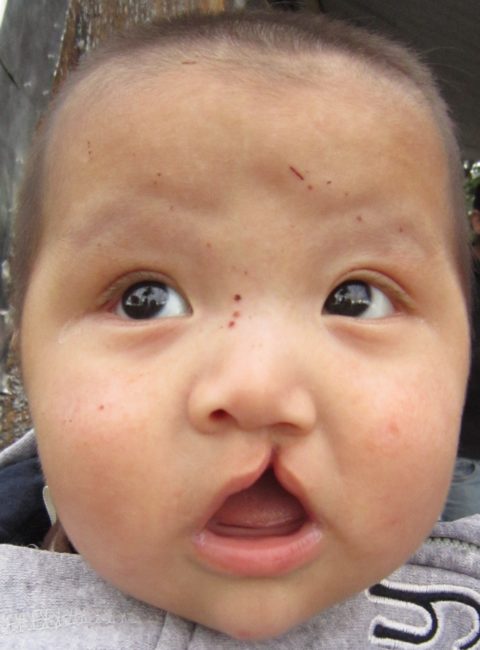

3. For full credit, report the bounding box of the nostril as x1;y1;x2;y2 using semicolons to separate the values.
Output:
211;409;228;421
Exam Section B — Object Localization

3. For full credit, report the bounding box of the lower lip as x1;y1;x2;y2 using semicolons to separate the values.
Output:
192;521;323;578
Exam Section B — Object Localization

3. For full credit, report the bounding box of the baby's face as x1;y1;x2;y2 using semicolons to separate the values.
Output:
21;57;469;640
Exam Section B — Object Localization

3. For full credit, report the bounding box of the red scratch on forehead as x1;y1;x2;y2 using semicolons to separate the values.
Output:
289;165;304;181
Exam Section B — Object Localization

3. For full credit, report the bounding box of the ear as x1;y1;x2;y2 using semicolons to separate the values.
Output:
9;329;19;352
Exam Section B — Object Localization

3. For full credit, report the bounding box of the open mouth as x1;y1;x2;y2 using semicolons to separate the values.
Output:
206;467;308;538
193;466;323;577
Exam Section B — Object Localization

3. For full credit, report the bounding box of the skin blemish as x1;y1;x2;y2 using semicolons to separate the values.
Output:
233;311;241;319
181;60;197;65
228;321;235;328
234;294;242;301
398;226;404;233
98;404;105;411
157;172;162;177
344;192;349;197
87;140;93;159
356;215;363;223
307;184;313;191
206;242;212;249
326;180;332;185
289;165;304;181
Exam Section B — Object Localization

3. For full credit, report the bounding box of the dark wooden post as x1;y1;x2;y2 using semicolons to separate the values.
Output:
55;0;233;88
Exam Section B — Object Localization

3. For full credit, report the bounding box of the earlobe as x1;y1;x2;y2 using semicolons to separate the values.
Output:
43;485;57;525
9;329;19;352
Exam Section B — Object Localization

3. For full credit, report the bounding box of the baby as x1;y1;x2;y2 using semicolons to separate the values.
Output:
1;9;478;648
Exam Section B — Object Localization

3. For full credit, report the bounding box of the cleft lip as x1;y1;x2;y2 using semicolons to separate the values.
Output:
270;458;319;525
196;455;273;532
197;455;318;538
192;456;324;577
206;466;309;537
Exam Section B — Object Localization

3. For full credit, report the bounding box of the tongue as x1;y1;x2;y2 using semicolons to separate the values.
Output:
208;469;306;536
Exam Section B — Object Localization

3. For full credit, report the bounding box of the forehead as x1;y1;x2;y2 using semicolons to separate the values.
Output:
51;52;442;160
42;52;452;247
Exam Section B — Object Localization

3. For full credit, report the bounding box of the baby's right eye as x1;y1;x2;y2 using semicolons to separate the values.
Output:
115;281;190;320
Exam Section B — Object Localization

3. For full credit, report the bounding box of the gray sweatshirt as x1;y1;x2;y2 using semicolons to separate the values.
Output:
2;432;480;649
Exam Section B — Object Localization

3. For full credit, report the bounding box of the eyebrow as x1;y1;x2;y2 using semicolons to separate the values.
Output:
57;176;450;272
62;208;441;278
60;201;179;250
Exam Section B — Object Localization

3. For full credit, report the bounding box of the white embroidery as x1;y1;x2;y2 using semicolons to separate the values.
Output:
367;580;480;649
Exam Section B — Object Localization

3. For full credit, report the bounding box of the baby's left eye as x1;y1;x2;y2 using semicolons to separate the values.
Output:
115;281;190;320
323;280;394;319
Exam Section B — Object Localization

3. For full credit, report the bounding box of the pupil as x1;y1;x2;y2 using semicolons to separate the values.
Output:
122;282;168;319
325;281;371;317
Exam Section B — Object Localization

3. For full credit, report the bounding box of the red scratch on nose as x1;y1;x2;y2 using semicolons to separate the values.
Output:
289;165;304;181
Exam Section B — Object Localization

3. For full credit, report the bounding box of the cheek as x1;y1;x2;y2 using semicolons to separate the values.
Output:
29;361;184;543
31;349;176;437
346;368;461;538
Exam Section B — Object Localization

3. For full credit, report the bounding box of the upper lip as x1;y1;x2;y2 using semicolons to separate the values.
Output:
272;459;317;523
196;451;316;533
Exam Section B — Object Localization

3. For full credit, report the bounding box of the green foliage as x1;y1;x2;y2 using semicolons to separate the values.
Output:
465;161;480;213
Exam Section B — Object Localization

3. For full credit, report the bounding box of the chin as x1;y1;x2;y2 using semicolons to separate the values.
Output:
212;617;300;642
190;592;315;642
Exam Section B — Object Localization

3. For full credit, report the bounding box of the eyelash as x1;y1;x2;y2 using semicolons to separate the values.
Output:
98;271;410;321
323;273;411;318
101;272;189;313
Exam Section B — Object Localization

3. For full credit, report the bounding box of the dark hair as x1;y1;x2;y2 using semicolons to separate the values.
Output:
12;10;470;322
474;184;480;213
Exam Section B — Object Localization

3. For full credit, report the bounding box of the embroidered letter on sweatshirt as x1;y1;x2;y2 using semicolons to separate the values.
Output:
367;580;480;649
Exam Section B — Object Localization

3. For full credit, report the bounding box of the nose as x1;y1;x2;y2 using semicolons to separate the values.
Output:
187;318;318;436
